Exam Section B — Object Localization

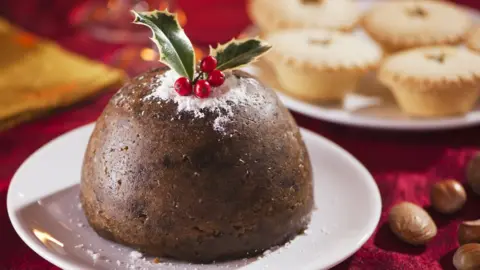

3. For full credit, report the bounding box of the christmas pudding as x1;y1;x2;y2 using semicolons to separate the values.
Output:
80;10;314;263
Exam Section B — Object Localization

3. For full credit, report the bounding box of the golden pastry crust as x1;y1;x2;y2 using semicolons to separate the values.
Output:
379;46;480;89
467;26;480;53
266;29;382;72
363;0;472;52
265;29;382;101
384;85;479;117
248;0;361;33
379;46;480;116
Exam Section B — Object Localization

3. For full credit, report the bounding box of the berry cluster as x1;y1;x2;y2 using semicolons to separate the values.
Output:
174;56;226;98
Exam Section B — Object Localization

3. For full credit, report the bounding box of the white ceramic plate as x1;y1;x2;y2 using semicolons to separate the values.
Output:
242;1;480;131
243;59;480;131
8;123;381;270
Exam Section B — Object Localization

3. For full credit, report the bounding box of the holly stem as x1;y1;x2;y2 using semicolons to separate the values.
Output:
192;72;199;85
192;71;207;85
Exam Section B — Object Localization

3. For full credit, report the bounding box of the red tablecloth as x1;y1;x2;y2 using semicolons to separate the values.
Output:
1;0;480;269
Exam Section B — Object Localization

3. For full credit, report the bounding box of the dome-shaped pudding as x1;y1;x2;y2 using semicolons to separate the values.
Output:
80;68;314;262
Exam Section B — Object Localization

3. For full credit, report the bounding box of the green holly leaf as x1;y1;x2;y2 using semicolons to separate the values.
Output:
132;10;195;81
210;38;272;71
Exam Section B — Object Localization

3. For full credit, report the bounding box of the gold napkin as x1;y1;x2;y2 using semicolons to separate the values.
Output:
0;18;126;131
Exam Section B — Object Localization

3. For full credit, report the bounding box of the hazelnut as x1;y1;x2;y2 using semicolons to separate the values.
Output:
389;202;437;245
458;220;480;245
453;243;480;270
430;180;467;214
467;154;480;195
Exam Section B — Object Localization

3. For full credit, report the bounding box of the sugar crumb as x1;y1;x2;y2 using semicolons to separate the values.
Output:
129;250;143;259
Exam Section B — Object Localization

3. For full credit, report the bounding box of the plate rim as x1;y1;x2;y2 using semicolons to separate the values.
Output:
293;128;381;270
7;123;381;270
277;92;480;131
6;124;96;270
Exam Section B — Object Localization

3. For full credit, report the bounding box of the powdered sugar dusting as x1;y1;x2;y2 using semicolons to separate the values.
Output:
86;249;102;262
129;250;143;259
144;70;267;134
213;115;229;133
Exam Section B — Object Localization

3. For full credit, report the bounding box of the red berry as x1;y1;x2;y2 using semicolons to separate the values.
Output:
200;56;217;73
208;70;225;87
174;77;192;96
194;80;211;98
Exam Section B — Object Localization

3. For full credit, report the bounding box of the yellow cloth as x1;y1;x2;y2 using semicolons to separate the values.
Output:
0;18;126;131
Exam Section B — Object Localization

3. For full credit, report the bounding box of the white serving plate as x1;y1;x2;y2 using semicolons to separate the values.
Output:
8;123;381;270
242;1;480;131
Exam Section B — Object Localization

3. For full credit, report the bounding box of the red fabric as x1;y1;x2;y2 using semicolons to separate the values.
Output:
1;0;480;269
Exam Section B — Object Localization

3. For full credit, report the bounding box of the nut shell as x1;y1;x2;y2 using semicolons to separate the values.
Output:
430;180;467;214
458;220;480;245
467;154;480;195
453;243;480;270
389;202;437;245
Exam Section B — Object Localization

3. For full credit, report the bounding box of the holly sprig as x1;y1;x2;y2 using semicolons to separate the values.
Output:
133;9;271;98
211;38;272;71
132;10;195;81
